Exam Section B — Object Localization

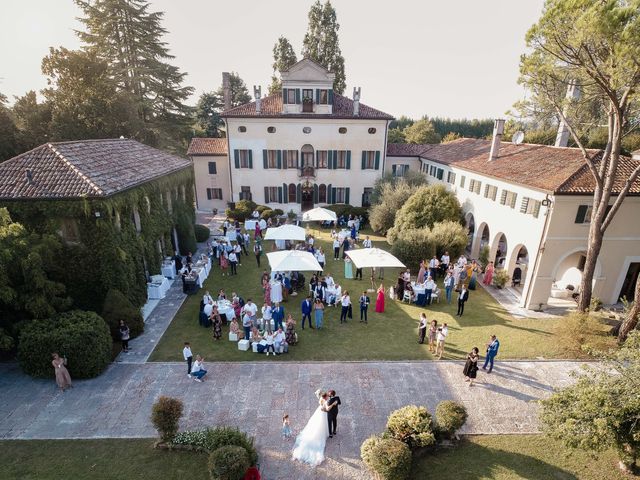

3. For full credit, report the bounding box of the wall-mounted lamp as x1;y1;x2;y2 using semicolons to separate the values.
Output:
541;196;552;207
94;211;101;218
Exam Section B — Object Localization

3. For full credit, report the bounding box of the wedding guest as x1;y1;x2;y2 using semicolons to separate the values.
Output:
203;290;213;305
242;312;252;342
315;248;325;272
212;310;223;340
314;298;325;329
51;353;72;392
264;331;276;356
344;256;353;279
217;289;226;301
282;414;292;440
428;320;438;353
418;313;428;344
359;291;370;323
424;276;436;305
341;236;350;259
285;316;297;345
228;249;238;275
301;295;313;329
362;236;372;248
463;347;480;386
261;303;273;332
333;237;340;260
254;241;263;266
313;280;326;303
468;260;479;290
191;355;207;382
203;299;214;318
274;327;287;353
230;317;243;339
440;251;450;275
483;261;495;286
457;285;469;316
220;251;229;276
436;323;449;359
355;265;363;280
183;342;193;377
375;283;385;313
403;269;411;283
243;299;258;327
417;260;426;284
328;283;341;307
272;302;285;331
339;291;351;324
483;335;500;373
429;255;439;280
119;320;130;353
444;271;455;304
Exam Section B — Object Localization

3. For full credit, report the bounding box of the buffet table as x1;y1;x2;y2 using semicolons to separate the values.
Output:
245;220;258;231
161;259;175;278
147;276;171;299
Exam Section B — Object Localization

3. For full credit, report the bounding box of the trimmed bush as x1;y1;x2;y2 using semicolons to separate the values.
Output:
389;228;435;271
273;208;284;216
172;427;258;465
194;224;211;242
435;401;468;436
431;221;468;258
369;181;417;234
385;405;436;449
361;436;411;480
255;205;269;213
18;310;111;379
208;445;250;480
260;209;277;220
392;184;461;232
151;396;183;443
101;289;144;341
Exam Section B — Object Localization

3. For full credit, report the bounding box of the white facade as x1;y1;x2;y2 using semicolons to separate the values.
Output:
192;152;230;212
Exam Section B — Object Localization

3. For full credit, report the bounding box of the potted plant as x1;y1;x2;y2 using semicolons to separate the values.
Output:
493;269;510;289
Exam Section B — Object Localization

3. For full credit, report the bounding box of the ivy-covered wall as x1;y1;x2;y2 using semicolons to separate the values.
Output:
0;168;196;312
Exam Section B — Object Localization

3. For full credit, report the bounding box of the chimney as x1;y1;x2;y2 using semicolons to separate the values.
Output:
222;72;231;111
25;169;33;184
253;85;262;114
489;119;505;161
352;87;361;116
555;81;581;147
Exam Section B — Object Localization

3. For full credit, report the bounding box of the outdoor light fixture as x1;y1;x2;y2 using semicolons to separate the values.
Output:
94;211;101;218
541;196;552;207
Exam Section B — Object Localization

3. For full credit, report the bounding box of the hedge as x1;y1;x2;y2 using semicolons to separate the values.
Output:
435;401;468;436
18;310;111;379
194;224;211;242
389;228;435;271
172;427;258;466
385;405;436;450
361;435;411;480
101;289;144;341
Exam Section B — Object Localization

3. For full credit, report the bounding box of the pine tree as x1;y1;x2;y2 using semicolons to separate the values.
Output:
194;92;223;137
74;0;193;151
0;93;20;162
269;37;298;95
216;72;251;108
302;1;346;94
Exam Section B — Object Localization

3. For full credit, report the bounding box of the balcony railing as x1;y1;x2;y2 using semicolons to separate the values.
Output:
299;166;316;178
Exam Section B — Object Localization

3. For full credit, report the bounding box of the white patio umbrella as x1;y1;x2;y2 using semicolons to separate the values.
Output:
302;207;337;222
264;224;306;241
345;248;406;269
267;250;323;272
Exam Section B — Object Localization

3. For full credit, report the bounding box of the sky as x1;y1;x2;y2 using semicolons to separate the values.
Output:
0;0;545;119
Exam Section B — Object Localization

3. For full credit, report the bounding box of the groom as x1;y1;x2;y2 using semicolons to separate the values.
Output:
327;389;341;438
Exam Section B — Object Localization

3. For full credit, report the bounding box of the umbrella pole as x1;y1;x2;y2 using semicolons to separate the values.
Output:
368;268;375;293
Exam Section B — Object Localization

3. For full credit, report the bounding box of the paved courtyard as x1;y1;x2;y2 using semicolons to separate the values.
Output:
0;359;585;479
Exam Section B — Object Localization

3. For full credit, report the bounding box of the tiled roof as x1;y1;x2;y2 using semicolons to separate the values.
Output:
557;156;640;195
187;138;228;156
220;93;394;120
0;139;191;200
386;143;434;157
414;138;639;194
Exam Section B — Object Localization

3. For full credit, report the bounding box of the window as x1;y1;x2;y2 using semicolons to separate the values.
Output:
392;164;409;177
240;186;252;201
132;207;142;233
484;184;498;201
447;171;456;184
303;127;311;134
206;188;223;200
368;127;377;134
235;149;252;168
363;151;376;169
500;190;518;208
436;168;444;181
208;161;217;174
302;89;313;100
469;179;481;194
238;126;246;133
267;126;276;133
265;150;278;168
335;151;348;168
363;187;373;207
429;165;437;177
60;218;80;243
317;151;328;168
460;175;466;188
265;186;278;203
335;187;347;203
338;127;347;134
284;150;298;168
287;89;296;104
574;204;611;223
318;89;328;104
520;197;541;218
318;184;327;203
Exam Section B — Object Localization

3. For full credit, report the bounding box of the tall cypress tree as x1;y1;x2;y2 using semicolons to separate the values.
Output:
269;37;298;95
74;0;193;151
301;1;346;94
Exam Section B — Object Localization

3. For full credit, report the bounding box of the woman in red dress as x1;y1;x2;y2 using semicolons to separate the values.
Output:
375;283;385;313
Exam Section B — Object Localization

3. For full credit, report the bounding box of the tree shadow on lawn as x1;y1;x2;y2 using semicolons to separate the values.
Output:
412;441;579;480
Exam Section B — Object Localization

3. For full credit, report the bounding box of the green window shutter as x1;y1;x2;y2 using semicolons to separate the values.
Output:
345;187;350;204
575;205;588;223
277;150;282;169
361;151;366;169
282;183;288;203
315;89;319;103
327;183;333;203
375;151;381;170
248;150;253;168
331;187;337;204
282;88;288;104
500;190;507;205
315;151;319;168
234;150;240;168
328;89;334;104
283;150;288;169
296;151;300;169
328;150;333;170
263;150;268;169
278;187;283;203
346;151;351;169
313;184;319;203
333;150;338;168
520;197;530;214
296;89;301;104
264;186;269;203
296;184;302;203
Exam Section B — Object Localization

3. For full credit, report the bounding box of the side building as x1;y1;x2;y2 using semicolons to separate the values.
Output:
0;138;196;311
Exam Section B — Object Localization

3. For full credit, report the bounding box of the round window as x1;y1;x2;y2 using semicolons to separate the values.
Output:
339;127;347;134
368;127;377;134
238;126;247;132
267;126;276;133
303;127;312;134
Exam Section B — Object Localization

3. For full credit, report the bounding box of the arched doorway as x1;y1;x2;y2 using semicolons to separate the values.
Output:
300;180;314;211
473;223;490;259
507;244;529;289
492;233;508;269
549;249;602;301
465;212;475;253
288;183;297;203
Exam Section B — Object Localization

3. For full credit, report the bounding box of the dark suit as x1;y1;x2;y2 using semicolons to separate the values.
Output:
457;289;469;316
301;299;313;329
327;395;341;436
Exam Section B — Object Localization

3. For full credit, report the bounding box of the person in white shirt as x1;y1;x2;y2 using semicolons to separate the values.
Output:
425;277;436;305
264;331;276;356
203;290;213;305
203;300;214;318
333;238;341;260
191;355;207;382
457;255;467;267
440;251;450;275
228;250;238;275
252;209;260;219
339;291;351;323
308;235;315;246
274;327;286;353
325;274;335;288
243;299;258;327
183;342;193;377
233;242;243;265
436;323;449;359
222;220;229;236
261;303;273;331
315;248;325;271
259;218;267;231
362;236;372;248
403;269;411;283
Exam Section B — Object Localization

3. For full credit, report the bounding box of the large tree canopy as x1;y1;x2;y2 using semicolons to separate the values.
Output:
0;93;20;162
403;119;441;144
269;37;298;95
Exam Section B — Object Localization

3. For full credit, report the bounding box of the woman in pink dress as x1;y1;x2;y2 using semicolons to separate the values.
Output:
417;261;426;284
51;353;72;392
483;261;494;286
220;251;229;276
375;283;385;313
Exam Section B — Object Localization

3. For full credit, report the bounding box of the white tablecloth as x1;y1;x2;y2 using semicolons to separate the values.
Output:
215;301;235;320
147;277;170;299
245;220;258;231
161;260;175;278
195;257;211;276
412;283;426;295
337;229;351;242
193;267;207;287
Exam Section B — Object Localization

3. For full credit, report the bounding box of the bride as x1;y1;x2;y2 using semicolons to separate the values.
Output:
292;389;336;466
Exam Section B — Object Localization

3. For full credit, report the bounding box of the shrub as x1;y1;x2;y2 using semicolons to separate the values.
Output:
17;310;111;379
208;445;250;480
431;221;468;258
392;184;462;232
101;289;144;341
493;269;510;288
172;427;258;465
151;396;183;443
369;181;417;234
385;405;436;450
260;209;276;220
361;436;411;480
435;401;468;436
194;224;211;242
287;209;297;220
554;312;614;357
226;200;258;222
478;245;490;269
273;208;284;216
389;228;435;271
255;205;269;213
326;204;368;222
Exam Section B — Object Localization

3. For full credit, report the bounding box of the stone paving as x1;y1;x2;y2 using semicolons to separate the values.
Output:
0;359;585;479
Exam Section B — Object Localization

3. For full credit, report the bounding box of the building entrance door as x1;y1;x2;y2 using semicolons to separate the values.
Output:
301;190;314;211
619;262;640;302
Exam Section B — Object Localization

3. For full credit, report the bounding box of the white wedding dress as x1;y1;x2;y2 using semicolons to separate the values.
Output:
292;398;329;466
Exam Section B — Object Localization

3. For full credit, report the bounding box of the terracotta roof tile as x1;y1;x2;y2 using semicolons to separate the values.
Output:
386;143;434;157
557;157;640;195
0;139;191;200
220;93;393;120
187;138;228;156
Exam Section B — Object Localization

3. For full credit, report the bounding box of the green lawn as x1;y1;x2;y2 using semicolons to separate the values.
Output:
0;439;208;480
412;435;628;480
149;228;598;362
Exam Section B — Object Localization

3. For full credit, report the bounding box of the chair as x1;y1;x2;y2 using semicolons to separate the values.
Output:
430;289;440;304
402;290;413;303
512;267;522;287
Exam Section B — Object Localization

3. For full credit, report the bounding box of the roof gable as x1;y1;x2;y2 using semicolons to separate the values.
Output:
281;58;335;84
